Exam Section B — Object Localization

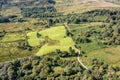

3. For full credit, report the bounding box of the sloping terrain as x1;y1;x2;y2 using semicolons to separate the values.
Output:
105;0;120;4
55;0;120;14
0;0;55;16
0;0;120;16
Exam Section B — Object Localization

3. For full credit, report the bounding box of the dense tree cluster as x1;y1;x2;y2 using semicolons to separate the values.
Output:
55;47;78;57
0;16;10;23
26;9;120;26
0;55;120;80
21;6;58;18
63;9;120;24
0;15;20;23
98;23;120;45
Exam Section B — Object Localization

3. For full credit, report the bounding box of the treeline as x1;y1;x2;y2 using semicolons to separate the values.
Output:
21;6;59;18
30;9;120;26
0;15;27;23
0;16;10;23
0;54;120;80
21;9;120;26
105;0;120;4
64;9;120;24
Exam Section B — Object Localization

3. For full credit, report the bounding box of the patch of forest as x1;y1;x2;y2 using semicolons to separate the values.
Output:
0;54;120;80
21;6;59;18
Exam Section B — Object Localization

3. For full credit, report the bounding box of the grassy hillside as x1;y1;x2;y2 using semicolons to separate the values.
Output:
0;0;119;16
55;0;120;14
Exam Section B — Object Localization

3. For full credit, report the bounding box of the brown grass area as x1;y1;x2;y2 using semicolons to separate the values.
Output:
0;21;43;32
55;0;120;14
54;67;64;73
1;7;21;17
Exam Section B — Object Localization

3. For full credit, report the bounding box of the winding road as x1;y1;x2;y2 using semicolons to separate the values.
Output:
63;23;88;69
77;49;88;69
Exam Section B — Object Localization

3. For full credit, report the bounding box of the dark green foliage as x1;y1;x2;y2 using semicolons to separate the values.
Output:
55;48;77;58
105;0;120;5
21;6;57;18
99;23;120;45
0;55;120;80
76;36;91;43
0;30;6;38
56;9;120;24
0;15;23;23
0;17;10;23
17;41;32;51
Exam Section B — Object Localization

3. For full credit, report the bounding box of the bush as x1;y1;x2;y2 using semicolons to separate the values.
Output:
0;17;10;23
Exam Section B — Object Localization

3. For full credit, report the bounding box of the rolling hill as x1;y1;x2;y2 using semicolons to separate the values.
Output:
0;0;120;16
105;0;120;5
55;0;120;14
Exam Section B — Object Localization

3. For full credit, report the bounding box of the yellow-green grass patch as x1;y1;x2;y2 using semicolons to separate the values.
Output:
0;33;25;42
36;37;77;56
27;26;77;56
38;26;66;40
27;32;45;47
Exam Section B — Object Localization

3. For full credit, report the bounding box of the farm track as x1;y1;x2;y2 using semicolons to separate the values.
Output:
64;23;88;69
77;49;88;69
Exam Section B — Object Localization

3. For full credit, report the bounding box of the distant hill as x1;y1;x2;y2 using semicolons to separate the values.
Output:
0;0;55;7
55;0;120;14
0;0;56;16
105;0;120;4
0;0;119;16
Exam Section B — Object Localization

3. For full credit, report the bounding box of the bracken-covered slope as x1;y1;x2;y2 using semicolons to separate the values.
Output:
0;0;55;8
55;0;120;14
105;0;120;5
0;0;56;16
0;0;120;16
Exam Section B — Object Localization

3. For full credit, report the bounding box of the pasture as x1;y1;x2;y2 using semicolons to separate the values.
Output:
27;26;77;56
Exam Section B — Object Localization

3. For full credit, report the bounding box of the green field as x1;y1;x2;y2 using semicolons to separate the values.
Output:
27;26;77;56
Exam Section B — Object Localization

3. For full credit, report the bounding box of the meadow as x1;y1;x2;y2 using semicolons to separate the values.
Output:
27;26;77;56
